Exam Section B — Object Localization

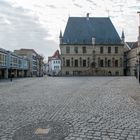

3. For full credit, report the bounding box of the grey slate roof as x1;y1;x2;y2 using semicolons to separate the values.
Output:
62;17;122;45
126;42;138;49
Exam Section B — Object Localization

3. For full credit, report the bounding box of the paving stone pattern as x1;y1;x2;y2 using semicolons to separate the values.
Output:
0;76;140;140
12;121;69;140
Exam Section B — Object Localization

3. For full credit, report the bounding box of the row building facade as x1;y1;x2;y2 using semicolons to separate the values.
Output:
0;48;28;79
124;42;138;76
47;50;61;76
14;49;44;77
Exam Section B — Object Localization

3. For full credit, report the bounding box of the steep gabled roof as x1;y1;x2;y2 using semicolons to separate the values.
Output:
62;17;122;45
52;50;60;59
126;42;138;49
48;50;60;62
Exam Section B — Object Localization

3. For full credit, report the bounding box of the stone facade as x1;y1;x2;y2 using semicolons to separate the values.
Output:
47;50;61;76
60;15;124;76
125;42;138;76
37;55;44;77
60;44;124;76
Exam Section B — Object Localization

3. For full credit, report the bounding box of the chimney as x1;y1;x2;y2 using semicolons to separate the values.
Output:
86;13;89;20
92;37;95;45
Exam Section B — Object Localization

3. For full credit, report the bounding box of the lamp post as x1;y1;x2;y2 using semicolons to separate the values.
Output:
137;11;140;46
137;11;140;83
10;62;12;82
138;52;140;83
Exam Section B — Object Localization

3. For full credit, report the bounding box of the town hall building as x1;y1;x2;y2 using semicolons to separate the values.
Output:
59;14;125;76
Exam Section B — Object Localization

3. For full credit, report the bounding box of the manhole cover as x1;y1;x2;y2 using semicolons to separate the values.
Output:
12;121;69;140
35;128;50;134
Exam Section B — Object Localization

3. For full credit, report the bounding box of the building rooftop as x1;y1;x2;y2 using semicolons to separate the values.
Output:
15;48;38;55
62;17;122;45
52;50;60;59
0;48;8;54
48;50;60;62
126;42;138;49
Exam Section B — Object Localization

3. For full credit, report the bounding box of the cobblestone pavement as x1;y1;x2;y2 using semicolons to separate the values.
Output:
0;76;140;140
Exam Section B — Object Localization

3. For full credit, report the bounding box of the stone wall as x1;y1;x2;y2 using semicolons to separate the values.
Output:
60;44;124;76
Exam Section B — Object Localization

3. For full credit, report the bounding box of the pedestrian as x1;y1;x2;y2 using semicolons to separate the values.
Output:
10;74;12;82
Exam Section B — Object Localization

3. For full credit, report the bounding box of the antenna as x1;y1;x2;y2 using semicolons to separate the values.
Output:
106;9;110;17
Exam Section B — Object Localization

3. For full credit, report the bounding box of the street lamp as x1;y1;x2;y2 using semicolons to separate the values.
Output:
10;62;12;82
137;11;140;83
137;11;140;45
138;52;140;83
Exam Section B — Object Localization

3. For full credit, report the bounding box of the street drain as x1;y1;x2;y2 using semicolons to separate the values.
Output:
12;121;69;140
35;128;50;134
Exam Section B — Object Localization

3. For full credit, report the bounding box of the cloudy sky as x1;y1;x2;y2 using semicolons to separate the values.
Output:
0;0;140;60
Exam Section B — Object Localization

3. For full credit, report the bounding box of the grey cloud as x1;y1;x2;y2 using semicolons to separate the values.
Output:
74;3;82;8
86;0;97;5
129;6;140;10
0;0;54;58
110;15;119;18
34;4;44;8
46;4;56;9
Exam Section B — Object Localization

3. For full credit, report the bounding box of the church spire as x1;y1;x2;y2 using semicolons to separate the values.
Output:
59;30;62;38
121;30;125;39
59;30;63;44
121;30;125;44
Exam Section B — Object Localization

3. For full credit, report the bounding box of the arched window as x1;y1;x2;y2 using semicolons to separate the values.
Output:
115;47;118;53
112;58;115;67
115;60;118;67
100;59;104;67
87;57;90;67
108;60;111;67
75;59;78;67
71;57;73;67
100;47;103;54
83;60;86;67
108;47;111;53
105;57;107;67
66;59;70;67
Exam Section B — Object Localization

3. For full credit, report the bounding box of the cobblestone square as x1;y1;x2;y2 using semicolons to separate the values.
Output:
0;76;140;140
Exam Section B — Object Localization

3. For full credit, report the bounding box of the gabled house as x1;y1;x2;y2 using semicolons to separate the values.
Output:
48;50;61;76
60;14;124;76
125;42;138;76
